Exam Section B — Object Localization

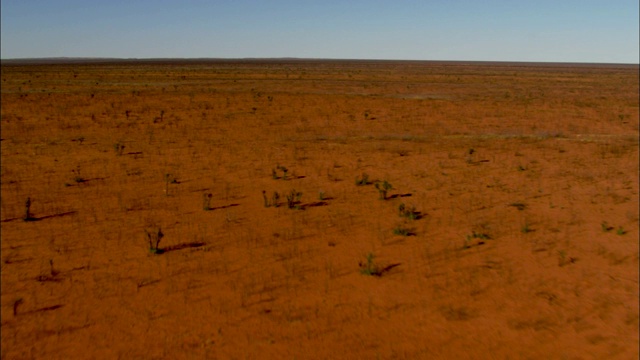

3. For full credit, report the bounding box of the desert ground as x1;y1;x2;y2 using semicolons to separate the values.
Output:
1;59;638;359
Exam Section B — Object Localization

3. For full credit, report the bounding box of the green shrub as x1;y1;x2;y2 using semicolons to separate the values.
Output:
113;141;125;156
23;197;34;221
203;193;213;210
375;180;392;200
355;173;371;186
145;227;164;254
393;226;412;236
464;231;490;248
398;203;419;220
360;253;382;276
277;165;288;180
286;189;303;209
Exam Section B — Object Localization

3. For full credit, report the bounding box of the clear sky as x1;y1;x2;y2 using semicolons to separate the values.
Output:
1;0;638;63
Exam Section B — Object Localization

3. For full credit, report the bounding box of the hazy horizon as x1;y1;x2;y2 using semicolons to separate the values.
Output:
2;1;639;64
2;57;638;66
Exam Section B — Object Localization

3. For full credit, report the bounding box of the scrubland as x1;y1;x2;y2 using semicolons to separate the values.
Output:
1;60;638;358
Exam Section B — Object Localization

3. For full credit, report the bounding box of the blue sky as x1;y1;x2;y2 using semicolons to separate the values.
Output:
1;0;638;63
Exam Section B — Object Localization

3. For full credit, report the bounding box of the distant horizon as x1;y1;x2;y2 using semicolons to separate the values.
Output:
1;56;638;66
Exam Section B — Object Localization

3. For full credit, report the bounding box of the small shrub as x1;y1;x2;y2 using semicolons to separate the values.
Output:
203;193;213;210
113;141;125;156
23;197;34;221
509;202;527;211
72;166;85;184
355;173;371;186
470;231;490;240
466;148;476;163
277;165;288;180
164;173;173;196
272;165;289;180
601;221;614;232
398;203;419;220
375;180;392;200
393;226;412;236
286;189;303;209
319;191;326;201
558;250;576;267
616;226;627;235
145;226;164;254
262;191;281;207
464;231;490;248
359;253;382;276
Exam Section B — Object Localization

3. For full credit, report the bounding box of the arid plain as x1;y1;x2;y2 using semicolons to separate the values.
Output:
1;60;638;359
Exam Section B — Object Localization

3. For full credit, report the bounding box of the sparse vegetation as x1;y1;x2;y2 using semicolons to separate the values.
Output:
72;166;85;184
262;190;281;207
286;189;303;209
164;173;176;196
145;226;164;254
464;231;491;248
203;193;213;210
23;197;34;221
2;57;638;359
466;148;476;163
375;180;392;200
393;225;412;236
272;165;289;180
359;253;382;276
398;203;419;220
113;141;125;156
509;202;527;211
601;221;614;232
558;250;576;267
355;172;371;186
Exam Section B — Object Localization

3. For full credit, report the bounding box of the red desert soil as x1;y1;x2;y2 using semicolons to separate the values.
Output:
1;60;638;359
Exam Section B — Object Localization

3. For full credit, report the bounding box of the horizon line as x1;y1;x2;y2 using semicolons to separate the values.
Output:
1;56;638;67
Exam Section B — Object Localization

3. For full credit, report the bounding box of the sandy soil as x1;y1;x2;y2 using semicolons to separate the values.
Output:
1;60;638;359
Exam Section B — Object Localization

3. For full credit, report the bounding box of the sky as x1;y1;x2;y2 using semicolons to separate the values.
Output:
1;0;638;63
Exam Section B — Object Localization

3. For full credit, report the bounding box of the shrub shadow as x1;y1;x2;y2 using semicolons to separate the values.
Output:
300;201;328;209
23;211;77;222
156;241;206;254
208;203;240;211
389;193;412;199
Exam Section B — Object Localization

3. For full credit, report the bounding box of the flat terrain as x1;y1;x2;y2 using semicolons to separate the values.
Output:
1;60;638;359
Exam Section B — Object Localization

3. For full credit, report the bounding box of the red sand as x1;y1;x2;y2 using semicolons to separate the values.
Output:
1;60;638;359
